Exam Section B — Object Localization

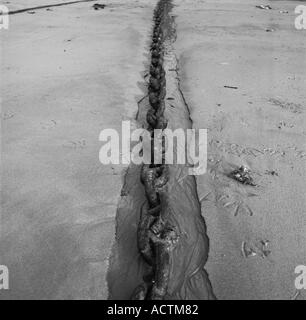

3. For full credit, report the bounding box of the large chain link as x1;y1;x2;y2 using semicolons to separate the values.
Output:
131;0;179;300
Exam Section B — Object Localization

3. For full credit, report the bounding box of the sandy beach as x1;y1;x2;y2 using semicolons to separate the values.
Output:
1;0;305;300
1;0;155;299
174;0;306;299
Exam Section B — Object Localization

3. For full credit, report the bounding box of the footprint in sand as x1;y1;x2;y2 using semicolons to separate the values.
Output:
40;120;57;130
62;139;86;149
269;98;303;114
241;239;271;259
217;192;255;217
2;112;15;120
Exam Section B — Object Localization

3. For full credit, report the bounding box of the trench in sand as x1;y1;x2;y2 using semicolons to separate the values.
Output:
106;0;215;300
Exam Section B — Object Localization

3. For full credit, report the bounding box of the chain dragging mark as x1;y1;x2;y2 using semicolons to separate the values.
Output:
130;0;216;300
131;0;178;300
106;0;216;300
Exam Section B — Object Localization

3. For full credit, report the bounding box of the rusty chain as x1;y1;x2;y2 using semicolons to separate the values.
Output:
131;0;179;300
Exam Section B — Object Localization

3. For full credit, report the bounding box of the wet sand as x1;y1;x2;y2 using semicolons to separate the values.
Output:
174;0;306;299
108;4;215;298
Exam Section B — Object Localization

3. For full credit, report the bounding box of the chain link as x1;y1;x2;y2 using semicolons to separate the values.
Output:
131;0;178;300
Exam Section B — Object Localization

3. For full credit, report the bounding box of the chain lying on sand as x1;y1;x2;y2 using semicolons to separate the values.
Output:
130;0;217;300
131;0;179;300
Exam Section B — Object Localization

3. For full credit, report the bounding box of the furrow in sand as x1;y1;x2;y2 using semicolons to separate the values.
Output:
107;0;215;300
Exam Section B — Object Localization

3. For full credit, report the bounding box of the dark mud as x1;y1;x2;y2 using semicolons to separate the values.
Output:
107;0;216;300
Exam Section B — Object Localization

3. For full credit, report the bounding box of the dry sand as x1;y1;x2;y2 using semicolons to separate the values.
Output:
0;0;155;299
173;0;306;300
